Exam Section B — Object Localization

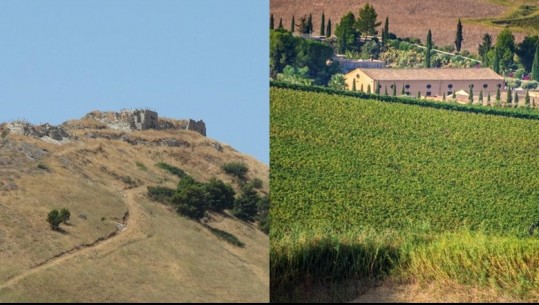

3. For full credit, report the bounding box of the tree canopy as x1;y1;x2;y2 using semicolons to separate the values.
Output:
356;3;381;37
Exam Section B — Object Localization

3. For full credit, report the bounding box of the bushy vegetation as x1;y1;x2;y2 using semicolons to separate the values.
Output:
221;162;249;180
205;178;235;212
47;208;71;230
270;87;539;302
203;224;245;248
147;186;175;204
156;162;188;179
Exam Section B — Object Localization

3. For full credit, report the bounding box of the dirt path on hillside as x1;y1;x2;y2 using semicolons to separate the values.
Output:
0;186;147;290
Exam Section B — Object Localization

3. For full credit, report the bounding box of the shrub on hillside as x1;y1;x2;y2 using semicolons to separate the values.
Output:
59;208;70;224
156;162;188;179
47;209;63;230
173;176;208;219
221;162;249;180
232;184;260;222
147;186;175;204
250;178;264;190
204;178;235;212
257;196;270;234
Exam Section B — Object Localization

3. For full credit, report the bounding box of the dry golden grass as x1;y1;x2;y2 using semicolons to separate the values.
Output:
0;120;269;302
271;0;527;52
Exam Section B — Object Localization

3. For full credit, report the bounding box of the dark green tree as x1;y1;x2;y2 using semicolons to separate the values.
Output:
356;3;381;37
478;33;493;66
506;87;512;106
525;89;531;107
417;91;421;99
442;92;446;101
384;86;388;95
256;196;269;234
468;85;473;104
425;29;432;68
47;209;62;230
392;82;397;96
382;17;389;45
352;79;357;91
514;90;519;107
232;184;260;222
401;84;405;95
307;13;313;34
516;35;538;72
174;176;209;220
270;14;274;30
59;208;70;224
278;18;283;29
367;84;371;94
204;178;236;212
375;82;380;94
532;44;539;81
452;90;456;100
361;83;364;92
335;12;359;53
495;28;516;73
487;92;491;106
326;19;332;37
455;18;463;52
221;162;248;181
291;15;295;33
270;29;297;77
492;47;500;74
478;90;483;105
320;12;325;36
296;15;310;34
496;85;501;101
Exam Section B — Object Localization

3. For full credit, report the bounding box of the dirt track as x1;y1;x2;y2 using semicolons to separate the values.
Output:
0;186;147;290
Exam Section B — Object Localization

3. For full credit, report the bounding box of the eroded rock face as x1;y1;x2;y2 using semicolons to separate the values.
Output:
6;121;71;144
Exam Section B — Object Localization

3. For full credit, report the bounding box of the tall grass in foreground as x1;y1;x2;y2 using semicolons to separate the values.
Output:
271;229;539;302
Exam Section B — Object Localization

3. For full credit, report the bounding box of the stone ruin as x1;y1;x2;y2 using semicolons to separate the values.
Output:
83;109;206;136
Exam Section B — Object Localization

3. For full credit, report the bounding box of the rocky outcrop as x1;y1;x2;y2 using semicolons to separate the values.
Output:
6;121;70;144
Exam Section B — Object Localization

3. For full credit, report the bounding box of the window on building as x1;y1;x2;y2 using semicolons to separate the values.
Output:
447;91;453;95
405;92;411;95
470;84;474;88
483;84;488;89
426;92;432;96
497;84;502;88
356;74;360;79
405;84;410;89
448;84;453;89
426;84;431;89
390;84;394;89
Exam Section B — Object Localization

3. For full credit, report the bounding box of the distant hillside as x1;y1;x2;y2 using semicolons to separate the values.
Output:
271;0;532;52
0;110;269;302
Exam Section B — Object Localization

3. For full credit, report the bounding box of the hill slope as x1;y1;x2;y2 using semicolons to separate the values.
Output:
271;0;530;52
0;111;269;302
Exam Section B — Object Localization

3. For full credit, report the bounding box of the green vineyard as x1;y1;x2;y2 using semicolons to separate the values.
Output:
270;87;539;302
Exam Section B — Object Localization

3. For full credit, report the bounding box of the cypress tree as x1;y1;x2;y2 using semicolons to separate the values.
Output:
533;98;536;108
361;83;364;92
382;17;389;45
320;13;325;36
384;86;388;95
478;90;483;105
375;83;381;95
514;90;519;107
455;18;463;53
367;84;371;94
452;90;456;99
496;85;501;101
492;47;500;74
532;45;539;81
525;89;530;107
278;18;283;29
353;79;357;91
307;13;313;34
425;29;432;68
468;85;473;104
487;92;491;106
401;84;405;95
270;14;274;30
291;15;295;33
506;87;512;106
418;91;421;99
326;19;332;37
392;83;397;96
443;92;446;101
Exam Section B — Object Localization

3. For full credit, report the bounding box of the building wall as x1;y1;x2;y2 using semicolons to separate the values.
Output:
186;119;206;136
345;70;504;97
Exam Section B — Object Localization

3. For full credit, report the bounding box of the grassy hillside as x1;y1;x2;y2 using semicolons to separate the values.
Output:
270;87;539;302
0;117;269;302
271;0;533;52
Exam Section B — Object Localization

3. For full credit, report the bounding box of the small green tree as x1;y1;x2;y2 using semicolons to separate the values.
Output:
487;92;491;106
401;84;405;95
256;196;269;234
360;83;364;92
352;79;357;91
326;18;332;37
496;85;501;102
455;18;463;53
59;208;71;224
290;15;295;33
278;18;283;29
307;13;313;34
384;86;388;95
367;84;371;94
270;14;274;30
174;177;209;220
525;89;531;108
356;3;381;38
417;91;421;99
468;85;473;104
506;87;512;106
221;162;249;181
328;73;347;90
514;90;519;107
205;178;236;212
532;45;539;81
232;184;260;222
320;12;325;36
425;29;432;68
47;209;62;230
452;90;456;99
382;17;389;46
442;92;446;101
478;90;483;105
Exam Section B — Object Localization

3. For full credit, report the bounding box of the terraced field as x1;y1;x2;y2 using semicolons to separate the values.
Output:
270;87;539;302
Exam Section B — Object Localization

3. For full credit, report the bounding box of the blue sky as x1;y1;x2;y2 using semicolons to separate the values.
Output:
0;0;269;164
